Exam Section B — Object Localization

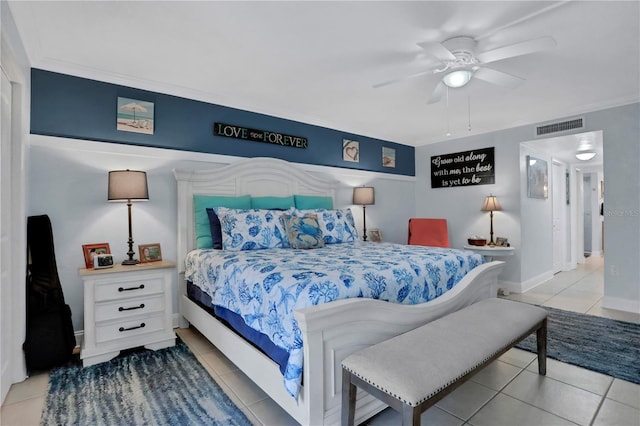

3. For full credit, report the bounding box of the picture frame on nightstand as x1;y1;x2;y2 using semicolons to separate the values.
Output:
82;243;111;269
368;228;382;243
495;237;509;247
139;243;162;263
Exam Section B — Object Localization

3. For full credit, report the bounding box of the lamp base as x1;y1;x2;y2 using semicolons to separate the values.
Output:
121;259;139;266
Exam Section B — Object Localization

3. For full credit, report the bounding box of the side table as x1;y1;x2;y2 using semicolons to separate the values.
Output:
79;260;176;367
463;245;515;296
463;245;515;262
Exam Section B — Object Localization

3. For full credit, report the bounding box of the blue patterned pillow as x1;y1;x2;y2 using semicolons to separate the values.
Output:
214;207;291;251
294;208;358;244
283;214;325;249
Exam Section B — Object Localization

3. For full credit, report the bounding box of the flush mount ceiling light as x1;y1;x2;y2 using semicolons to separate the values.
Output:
442;69;474;88
576;150;596;161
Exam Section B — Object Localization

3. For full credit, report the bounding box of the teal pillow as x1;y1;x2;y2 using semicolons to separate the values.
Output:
194;195;251;248
251;195;295;210
294;194;334;210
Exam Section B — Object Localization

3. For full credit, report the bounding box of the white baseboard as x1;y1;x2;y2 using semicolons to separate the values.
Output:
74;330;84;353
602;296;640;314
172;313;182;329
499;270;554;294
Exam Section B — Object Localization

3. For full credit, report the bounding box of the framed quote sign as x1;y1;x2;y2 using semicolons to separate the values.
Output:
431;147;495;188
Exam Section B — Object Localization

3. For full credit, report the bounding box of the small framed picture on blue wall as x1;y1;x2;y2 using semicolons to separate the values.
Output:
117;97;154;135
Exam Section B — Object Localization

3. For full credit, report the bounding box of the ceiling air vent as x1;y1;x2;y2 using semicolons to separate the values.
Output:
536;117;584;136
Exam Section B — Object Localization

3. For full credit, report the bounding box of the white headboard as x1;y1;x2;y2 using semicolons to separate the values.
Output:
174;157;338;272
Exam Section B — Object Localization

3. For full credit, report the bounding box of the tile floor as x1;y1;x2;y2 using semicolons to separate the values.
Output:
2;256;639;425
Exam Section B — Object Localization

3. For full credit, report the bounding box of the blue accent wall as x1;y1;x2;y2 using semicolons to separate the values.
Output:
31;69;415;176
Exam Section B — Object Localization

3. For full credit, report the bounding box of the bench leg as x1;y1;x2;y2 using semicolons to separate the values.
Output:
401;404;421;426
536;318;547;375
342;369;357;426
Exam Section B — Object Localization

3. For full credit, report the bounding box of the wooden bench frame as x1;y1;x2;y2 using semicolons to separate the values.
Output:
342;317;547;426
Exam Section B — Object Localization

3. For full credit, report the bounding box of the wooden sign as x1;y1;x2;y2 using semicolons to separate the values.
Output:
431;147;495;188
214;122;308;149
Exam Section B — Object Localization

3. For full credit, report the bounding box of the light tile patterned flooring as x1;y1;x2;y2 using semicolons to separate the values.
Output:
3;256;639;425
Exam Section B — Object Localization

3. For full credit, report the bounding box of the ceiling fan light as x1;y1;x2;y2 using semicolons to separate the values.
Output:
442;69;473;88
576;151;596;161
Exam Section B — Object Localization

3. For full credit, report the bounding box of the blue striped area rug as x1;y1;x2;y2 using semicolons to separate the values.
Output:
516;306;640;385
40;340;252;425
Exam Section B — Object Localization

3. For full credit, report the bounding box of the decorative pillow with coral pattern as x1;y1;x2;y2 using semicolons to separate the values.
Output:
214;207;292;251
283;214;325;249
293;208;358;244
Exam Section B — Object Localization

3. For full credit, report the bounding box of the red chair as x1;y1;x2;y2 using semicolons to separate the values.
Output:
407;218;450;248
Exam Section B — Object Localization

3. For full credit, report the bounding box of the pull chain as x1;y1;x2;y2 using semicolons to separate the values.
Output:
468;95;472;132
446;86;451;137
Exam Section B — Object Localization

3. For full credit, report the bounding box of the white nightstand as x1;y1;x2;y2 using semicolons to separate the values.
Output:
79;260;176;367
463;245;515;261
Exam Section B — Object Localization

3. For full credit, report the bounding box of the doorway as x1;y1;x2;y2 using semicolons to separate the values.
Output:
521;130;604;276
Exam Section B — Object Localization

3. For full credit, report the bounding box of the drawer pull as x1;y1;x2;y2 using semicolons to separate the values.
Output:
118;304;145;312
118;284;145;292
119;323;145;332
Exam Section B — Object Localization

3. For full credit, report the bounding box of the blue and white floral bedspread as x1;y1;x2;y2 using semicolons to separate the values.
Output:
185;242;484;398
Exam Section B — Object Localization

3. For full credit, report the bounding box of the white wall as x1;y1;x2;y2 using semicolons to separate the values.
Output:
416;103;640;313
415;129;523;285
27;136;416;332
519;146;554;289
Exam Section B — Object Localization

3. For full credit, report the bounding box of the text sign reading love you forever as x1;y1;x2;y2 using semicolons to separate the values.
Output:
214;122;308;149
431;147;495;188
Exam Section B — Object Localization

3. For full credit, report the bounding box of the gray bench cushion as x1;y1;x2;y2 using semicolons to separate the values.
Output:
342;298;547;407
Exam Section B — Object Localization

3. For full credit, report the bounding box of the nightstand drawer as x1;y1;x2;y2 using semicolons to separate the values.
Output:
94;295;164;322
94;276;163;301
95;313;164;344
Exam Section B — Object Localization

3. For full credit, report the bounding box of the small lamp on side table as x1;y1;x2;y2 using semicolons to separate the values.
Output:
108;169;149;265
353;186;375;241
481;194;501;246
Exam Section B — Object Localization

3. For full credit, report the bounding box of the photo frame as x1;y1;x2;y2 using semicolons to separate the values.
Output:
82;243;111;269
382;147;396;168
495;237;509;247
527;155;548;199
368;228;382;243
139;243;162;263
342;139;359;162
117;97;155;135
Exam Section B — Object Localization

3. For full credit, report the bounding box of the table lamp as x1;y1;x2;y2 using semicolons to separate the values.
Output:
353;186;375;241
481;195;501;246
108;169;149;265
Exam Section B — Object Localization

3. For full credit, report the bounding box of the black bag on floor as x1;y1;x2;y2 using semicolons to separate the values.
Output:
23;215;76;371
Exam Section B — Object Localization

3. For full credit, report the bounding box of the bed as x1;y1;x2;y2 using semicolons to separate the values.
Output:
175;157;505;426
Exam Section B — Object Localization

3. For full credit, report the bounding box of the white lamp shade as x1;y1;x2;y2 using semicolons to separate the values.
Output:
481;195;502;212
353;187;375;205
108;170;149;201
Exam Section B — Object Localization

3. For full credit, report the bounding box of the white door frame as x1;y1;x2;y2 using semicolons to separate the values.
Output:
0;44;28;402
551;160;567;273
574;168;586;265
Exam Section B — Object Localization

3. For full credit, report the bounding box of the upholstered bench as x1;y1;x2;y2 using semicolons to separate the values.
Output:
341;298;548;426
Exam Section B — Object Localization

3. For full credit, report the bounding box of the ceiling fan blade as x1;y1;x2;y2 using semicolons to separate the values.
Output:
476;36;556;64
473;67;525;89
427;82;445;104
372;69;433;89
417;41;456;62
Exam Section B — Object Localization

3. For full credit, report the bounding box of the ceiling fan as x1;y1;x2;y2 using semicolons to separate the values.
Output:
373;35;556;104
